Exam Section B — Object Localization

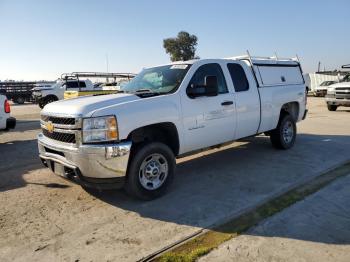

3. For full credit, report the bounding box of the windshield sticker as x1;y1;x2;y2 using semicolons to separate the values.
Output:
170;64;188;70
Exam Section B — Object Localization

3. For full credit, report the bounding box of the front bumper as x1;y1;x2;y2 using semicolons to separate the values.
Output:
325;95;350;107
6;117;16;130
38;133;132;189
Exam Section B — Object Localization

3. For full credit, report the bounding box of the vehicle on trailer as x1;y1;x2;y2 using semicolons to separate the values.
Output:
314;80;337;97
32;72;135;108
325;65;350;111
0;81;37;104
63;72;135;100
0;95;16;131
37;53;307;200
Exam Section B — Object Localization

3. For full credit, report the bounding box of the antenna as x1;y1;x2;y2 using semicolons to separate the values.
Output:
105;54;109;82
106;54;109;73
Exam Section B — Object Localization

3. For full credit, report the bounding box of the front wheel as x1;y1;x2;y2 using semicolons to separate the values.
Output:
270;114;296;150
125;142;175;200
327;104;337;111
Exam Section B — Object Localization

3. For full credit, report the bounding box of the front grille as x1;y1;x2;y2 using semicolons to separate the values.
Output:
42;129;76;144
41;115;76;125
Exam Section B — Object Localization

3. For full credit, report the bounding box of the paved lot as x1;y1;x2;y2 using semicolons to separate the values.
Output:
200;173;350;262
0;98;350;261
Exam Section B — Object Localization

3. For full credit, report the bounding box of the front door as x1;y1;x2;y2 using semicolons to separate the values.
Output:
181;63;236;152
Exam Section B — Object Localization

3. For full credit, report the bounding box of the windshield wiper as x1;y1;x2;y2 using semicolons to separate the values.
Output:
134;89;162;97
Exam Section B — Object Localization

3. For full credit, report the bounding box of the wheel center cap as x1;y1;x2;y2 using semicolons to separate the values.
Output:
152;168;159;176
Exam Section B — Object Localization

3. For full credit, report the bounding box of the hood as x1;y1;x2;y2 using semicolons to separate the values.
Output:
331;82;350;88
42;93;140;117
32;86;54;91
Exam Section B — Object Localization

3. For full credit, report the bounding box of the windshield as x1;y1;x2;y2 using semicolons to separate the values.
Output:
320;81;335;86
121;64;190;94
343;74;350;82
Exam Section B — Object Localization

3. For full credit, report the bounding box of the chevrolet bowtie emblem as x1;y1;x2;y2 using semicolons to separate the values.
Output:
46;121;54;133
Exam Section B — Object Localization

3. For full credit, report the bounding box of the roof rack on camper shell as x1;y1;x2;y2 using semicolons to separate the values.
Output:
226;52;300;66
226;51;304;88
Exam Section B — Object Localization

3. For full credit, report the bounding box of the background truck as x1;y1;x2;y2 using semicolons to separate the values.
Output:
325;71;350;111
0;95;16;131
313;80;337;97
32;72;135;108
0;81;37;104
37;54;307;200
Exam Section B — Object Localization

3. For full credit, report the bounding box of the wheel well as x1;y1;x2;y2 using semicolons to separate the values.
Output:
45;95;58;101
127;122;180;156
280;102;299;121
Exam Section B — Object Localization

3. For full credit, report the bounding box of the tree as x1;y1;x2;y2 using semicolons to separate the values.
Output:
163;31;199;62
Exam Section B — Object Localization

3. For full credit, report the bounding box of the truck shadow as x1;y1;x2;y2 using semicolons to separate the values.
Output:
0;139;69;192
92;133;350;245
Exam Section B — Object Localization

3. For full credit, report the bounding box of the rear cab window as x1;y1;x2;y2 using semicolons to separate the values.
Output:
227;63;249;92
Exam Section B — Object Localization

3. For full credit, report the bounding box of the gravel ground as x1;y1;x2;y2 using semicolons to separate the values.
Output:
0;98;350;261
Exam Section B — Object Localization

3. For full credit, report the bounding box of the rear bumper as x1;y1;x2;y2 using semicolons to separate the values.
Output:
6;117;16;129
38;133;132;189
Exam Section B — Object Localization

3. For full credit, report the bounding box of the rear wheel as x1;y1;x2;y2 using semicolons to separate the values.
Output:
270;114;296;150
327;104;337;111
14;96;25;104
125;142;175;200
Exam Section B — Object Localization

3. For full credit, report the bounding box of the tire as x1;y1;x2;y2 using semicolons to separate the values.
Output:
270;114;296;150
327;104;337;111
42;96;58;108
16;96;25;104
125;142;175;200
38;101;45;109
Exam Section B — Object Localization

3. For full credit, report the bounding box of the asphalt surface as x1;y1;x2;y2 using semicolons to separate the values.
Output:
0;98;349;261
200;173;350;262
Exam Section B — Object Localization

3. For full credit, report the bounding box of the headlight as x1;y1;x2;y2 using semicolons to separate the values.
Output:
82;116;118;143
327;88;335;95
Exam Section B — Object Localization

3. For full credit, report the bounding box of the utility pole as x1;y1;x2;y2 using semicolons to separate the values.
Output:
318;61;321;72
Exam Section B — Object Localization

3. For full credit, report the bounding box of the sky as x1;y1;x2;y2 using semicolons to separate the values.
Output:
0;0;349;81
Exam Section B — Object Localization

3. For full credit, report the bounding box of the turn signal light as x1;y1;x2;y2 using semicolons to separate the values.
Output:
4;99;10;113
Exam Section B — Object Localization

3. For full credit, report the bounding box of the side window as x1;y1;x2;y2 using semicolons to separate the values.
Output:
188;63;228;94
79;81;86;88
66;81;79;89
227;63;249;92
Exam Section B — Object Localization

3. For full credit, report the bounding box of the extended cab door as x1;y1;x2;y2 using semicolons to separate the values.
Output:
226;62;260;139
181;62;236;152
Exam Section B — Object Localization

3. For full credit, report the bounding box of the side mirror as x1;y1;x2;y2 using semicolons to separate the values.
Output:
187;75;218;98
204;75;219;96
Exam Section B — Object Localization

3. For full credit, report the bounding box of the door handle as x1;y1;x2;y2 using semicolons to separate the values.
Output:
221;101;234;106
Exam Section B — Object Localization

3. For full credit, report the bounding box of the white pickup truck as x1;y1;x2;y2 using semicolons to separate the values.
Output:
325;73;350;111
32;79;94;108
38;55;307;200
0;95;16;131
